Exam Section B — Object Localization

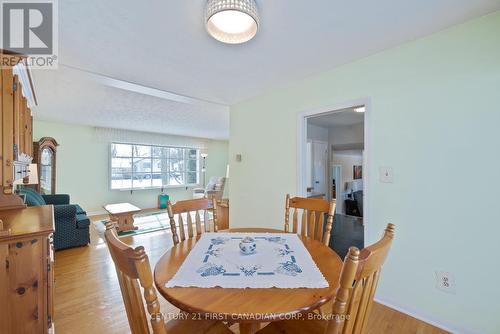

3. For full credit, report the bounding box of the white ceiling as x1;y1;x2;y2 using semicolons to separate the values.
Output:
32;0;500;139
308;108;365;127
33;67;230;139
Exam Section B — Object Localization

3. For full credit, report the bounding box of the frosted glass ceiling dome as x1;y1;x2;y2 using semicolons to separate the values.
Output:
205;0;260;44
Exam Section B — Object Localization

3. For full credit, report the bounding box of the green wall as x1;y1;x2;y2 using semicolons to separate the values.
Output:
229;12;500;334
33;120;229;214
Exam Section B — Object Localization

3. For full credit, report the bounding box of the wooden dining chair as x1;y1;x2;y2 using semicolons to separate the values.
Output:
213;199;229;230
257;223;396;334
284;194;336;246
167;198;218;245
104;223;232;334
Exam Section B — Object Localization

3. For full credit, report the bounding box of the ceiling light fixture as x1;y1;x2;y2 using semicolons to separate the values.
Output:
354;106;366;113
205;0;259;44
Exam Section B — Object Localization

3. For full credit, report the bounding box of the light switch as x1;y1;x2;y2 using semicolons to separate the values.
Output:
379;166;394;183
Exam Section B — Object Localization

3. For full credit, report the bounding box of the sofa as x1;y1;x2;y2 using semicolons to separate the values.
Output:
19;187;90;250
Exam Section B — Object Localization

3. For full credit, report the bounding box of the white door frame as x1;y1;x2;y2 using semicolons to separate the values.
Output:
297;98;372;239
331;164;343;213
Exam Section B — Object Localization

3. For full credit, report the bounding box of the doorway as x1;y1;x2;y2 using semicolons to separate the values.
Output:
298;101;369;257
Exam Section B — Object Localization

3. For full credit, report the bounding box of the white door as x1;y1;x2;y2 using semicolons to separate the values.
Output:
332;164;342;213
311;141;328;196
305;141;313;195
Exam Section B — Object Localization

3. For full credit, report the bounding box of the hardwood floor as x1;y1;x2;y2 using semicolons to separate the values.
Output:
53;217;448;334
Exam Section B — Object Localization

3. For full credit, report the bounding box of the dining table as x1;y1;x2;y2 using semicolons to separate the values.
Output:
154;228;343;334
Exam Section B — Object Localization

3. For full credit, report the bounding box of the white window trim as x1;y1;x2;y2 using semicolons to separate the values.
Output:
109;142;202;191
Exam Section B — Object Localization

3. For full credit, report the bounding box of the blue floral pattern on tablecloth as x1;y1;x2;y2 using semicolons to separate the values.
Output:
197;263;226;277
211;237;229;245
276;247;294;257
205;247;223;257
266;236;287;244
276;261;303;276
238;265;262;276
165;232;329;289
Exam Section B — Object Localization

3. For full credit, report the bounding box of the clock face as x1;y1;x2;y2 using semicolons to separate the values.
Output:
41;148;52;166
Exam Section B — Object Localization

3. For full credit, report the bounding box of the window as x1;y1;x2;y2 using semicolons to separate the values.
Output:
110;143;200;190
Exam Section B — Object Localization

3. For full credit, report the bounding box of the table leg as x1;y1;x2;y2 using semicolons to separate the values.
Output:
111;213;137;232
239;322;261;334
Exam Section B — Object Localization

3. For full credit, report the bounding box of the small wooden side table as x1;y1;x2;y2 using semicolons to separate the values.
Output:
103;203;141;232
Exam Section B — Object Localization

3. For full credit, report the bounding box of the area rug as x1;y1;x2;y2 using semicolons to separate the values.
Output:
93;210;212;238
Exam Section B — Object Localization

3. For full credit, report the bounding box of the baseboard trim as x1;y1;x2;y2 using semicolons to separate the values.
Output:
87;209;107;217
375;296;477;334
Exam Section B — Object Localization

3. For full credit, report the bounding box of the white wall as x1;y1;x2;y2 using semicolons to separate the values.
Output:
229;13;500;334
333;151;363;186
33;120;229;214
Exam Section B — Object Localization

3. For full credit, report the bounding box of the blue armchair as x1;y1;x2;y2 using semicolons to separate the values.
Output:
19;188;90;250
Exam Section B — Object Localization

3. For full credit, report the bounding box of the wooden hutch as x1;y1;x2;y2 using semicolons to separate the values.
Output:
0;51;55;334
0;52;36;209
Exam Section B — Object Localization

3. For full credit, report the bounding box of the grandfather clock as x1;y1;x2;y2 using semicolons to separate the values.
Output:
33;137;58;194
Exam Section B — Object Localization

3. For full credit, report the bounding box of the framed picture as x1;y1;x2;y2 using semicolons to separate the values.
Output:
353;165;362;180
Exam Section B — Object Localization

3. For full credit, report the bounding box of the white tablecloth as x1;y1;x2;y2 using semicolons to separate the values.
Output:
165;233;329;289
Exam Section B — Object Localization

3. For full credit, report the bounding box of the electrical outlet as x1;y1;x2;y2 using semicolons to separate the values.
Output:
435;271;456;294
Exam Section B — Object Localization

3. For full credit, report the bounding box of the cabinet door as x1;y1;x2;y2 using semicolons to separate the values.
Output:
47;234;54;331
26;108;33;157
13;76;21;155
0;243;13;334
311;141;328;195
0;238;45;334
1;69;15;194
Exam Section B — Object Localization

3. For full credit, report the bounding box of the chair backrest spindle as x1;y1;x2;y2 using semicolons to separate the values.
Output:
213;199;229;231
167;198;218;245
284;194;336;246
284;194;291;232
